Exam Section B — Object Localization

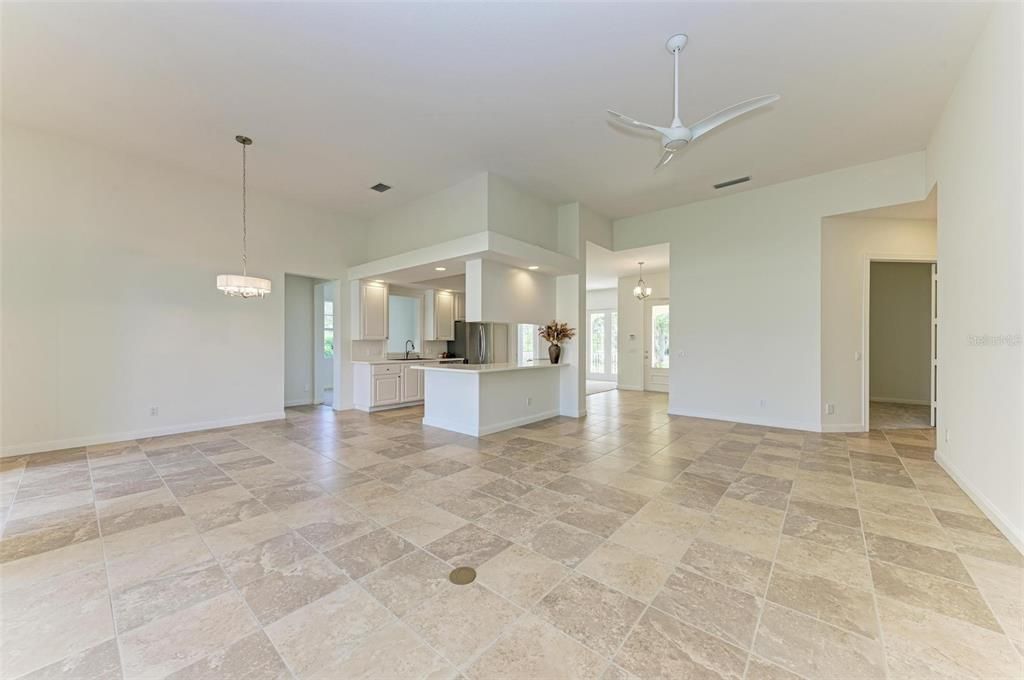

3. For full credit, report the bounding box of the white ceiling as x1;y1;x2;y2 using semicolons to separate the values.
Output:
587;242;669;291
3;3;991;220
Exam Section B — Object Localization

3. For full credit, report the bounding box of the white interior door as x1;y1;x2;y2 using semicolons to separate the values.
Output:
644;299;670;392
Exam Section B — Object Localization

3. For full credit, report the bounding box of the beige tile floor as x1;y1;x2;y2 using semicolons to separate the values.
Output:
1;390;1021;679
869;401;932;430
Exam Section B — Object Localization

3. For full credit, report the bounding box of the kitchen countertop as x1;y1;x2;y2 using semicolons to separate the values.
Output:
351;358;465;365
411;361;569;373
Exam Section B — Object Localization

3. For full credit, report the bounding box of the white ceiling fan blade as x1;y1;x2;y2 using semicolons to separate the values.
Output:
607;110;671;136
689;94;780;140
655;149;674;170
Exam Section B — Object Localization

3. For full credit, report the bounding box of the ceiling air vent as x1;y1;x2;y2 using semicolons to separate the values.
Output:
713;176;751;190
370;182;391;193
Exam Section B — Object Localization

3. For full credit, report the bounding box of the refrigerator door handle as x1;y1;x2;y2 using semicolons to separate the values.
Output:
479;328;486;363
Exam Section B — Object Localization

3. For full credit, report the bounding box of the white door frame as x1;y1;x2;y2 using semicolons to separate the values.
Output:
861;255;937;431
643;297;670;393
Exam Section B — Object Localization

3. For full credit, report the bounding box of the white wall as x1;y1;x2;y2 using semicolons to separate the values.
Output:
365;173;488;260
1;125;367;454
616;271;670;391
820;217;936;430
284;274;315;406
487;174;559;252
869;262;932;404
586;288;617;310
556;202;613;416
365;172;560;260
614;153;927;430
926;3;1023;548
467;259;555;324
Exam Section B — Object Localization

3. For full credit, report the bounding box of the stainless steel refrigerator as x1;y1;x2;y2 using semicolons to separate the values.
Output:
450;321;509;364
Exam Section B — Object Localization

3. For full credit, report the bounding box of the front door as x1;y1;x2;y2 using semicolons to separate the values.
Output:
644;299;670;392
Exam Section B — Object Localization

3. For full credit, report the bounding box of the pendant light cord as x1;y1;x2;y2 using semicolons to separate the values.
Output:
241;141;248;276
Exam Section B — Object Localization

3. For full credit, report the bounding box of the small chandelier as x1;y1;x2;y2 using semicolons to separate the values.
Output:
216;135;271;298
633;261;653;300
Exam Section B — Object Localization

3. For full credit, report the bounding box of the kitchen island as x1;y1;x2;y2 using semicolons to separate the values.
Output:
411;361;568;436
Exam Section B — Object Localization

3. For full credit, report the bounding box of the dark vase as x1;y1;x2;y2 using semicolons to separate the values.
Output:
548;343;561;364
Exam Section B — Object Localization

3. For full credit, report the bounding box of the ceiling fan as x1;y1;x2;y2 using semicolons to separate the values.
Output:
608;34;780;169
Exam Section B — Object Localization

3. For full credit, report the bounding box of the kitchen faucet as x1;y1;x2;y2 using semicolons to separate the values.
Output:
405;339;415;359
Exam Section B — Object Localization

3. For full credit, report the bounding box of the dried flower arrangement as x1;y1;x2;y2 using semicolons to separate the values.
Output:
538;320;576;345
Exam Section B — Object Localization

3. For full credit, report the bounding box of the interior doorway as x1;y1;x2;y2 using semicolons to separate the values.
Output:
866;260;936;429
285;273;334;407
644;298;670;392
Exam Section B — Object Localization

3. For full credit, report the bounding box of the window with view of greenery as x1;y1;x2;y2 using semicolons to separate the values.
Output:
651;304;669;369
588;310;618;378
323;300;334;358
518;324;536;364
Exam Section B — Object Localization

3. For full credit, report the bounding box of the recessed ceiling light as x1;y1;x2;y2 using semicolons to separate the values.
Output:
527;265;540;270
435;267;447;271
370;182;391;193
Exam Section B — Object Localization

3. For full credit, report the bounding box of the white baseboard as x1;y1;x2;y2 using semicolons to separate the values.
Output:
616;384;643;391
871;397;930;406
284;398;313;407
667;406;820;433
423;409;561;437
559;409;587;418
820;422;868;433
352;400;424;414
1;411;286;458
935;449;1024;554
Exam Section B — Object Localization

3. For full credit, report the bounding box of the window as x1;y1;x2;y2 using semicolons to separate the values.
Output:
323;300;334;358
518;323;536;364
590;313;605;374
650;303;669;369
588;310;618;379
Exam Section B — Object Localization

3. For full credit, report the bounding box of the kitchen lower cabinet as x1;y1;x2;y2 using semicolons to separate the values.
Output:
372;374;402;406
353;361;437;411
402;364;423;401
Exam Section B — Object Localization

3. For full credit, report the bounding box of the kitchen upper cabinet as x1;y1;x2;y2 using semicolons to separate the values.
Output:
424;290;455;341
352;281;389;340
435;291;455;340
454;293;465;322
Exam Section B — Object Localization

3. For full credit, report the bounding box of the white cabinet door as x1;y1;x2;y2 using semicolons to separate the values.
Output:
372;374;401;405
454;293;465;322
401;365;423;401
434;291;455;341
360;282;389;340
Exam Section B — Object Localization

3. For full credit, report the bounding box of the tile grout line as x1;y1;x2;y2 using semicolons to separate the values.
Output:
738;429;790;680
849;439;893;680
83;450;128;680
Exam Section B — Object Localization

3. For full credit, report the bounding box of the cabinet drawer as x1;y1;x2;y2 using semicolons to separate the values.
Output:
372;364;401;375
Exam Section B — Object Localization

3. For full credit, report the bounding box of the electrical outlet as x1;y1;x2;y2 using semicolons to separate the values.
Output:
150;406;159;416
527;397;533;406
945;428;951;443
759;399;767;409
825;403;835;415
304;384;310;392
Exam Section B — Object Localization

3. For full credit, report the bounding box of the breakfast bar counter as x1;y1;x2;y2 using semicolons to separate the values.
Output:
410;361;568;435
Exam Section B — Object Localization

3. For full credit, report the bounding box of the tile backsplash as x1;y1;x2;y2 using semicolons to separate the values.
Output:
352;339;449;360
